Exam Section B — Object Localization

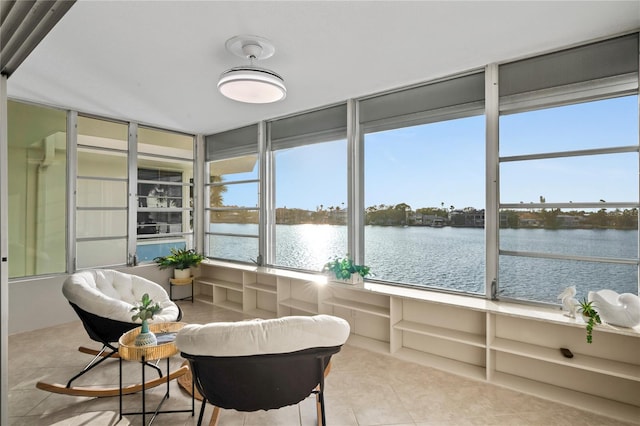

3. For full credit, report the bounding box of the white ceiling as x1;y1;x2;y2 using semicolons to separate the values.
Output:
7;1;640;135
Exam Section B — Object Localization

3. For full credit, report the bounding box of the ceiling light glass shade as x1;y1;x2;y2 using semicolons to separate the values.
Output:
218;66;286;103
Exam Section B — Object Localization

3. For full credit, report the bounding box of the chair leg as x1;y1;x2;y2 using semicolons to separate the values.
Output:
66;344;117;388
197;398;207;426
209;406;221;426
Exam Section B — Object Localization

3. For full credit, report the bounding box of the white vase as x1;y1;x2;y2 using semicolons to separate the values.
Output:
174;268;191;280
332;274;363;285
134;320;157;347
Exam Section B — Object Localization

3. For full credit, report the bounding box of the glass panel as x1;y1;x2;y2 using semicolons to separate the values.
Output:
8;101;67;277
207;155;260;263
77;116;128;150
500;220;637;258
77;210;127;238
136;240;187;262
274;140;347;270
500;153;638;204
136;127;194;256
275;224;347;271
77;179;127;208
77;149;127;178
364;116;485;293
77;239;127;269
210;214;259;232
499;256;637;303
138;127;194;159
500;96;638;157
499;95;639;302
209;182;258;208
208;235;258;263
209;154;258;180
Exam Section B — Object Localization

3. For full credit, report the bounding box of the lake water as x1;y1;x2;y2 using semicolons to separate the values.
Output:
210;224;639;304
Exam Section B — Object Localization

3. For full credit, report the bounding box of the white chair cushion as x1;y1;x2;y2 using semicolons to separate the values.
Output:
176;315;350;357
62;269;179;324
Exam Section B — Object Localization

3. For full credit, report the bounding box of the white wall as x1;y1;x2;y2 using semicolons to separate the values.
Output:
8;264;173;335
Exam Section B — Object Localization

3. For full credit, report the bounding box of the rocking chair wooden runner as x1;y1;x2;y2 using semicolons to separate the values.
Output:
36;269;185;397
176;315;350;426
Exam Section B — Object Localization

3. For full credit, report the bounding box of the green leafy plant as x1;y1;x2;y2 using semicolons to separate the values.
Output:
322;256;371;280
579;298;601;344
130;293;162;322
154;248;205;271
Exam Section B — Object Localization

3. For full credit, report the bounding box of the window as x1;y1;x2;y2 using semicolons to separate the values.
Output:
7;101;67;277
271;104;348;271
497;34;639;304
205;125;259;263
76;116;128;268
499;97;639;303
273;139;347;270
361;73;486;293
136;127;194;262
364;116;485;291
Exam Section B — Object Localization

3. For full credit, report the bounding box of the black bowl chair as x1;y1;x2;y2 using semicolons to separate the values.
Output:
176;315;350;426
47;269;181;393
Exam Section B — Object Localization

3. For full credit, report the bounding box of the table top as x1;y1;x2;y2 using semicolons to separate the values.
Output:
118;322;186;362
169;277;194;285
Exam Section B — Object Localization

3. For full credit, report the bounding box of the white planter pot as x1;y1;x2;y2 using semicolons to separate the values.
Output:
174;268;191;280
331;274;363;285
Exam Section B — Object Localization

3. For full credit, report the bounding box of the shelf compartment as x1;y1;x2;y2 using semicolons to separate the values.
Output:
491;337;640;382
213;299;243;313
279;298;318;314
195;277;243;292
395;320;486;348
345;333;389;354
193;294;213;305
394;347;486;381
322;296;390;318
244;282;277;294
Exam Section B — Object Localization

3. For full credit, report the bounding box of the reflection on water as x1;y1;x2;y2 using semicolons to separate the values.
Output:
210;224;638;303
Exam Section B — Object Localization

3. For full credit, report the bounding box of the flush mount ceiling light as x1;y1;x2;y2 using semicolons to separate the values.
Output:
218;35;286;104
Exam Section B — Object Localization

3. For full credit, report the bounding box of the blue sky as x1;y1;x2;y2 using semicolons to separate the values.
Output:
221;95;638;211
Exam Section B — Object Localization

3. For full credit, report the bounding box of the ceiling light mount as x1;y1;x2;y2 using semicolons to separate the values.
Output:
218;35;286;104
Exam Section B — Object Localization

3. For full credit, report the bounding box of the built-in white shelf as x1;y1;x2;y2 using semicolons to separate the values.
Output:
279;298;317;314
195;277;242;292
395;320;486;348
244;282;277;294
394;347;486;381
491;337;640;381
195;259;640;424
213;299;243;313
323;296;390;318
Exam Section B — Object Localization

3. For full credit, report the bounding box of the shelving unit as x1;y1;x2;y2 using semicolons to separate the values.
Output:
193;260;640;424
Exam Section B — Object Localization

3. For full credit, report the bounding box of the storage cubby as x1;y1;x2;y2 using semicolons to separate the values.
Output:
320;283;391;352
194;260;640;424
277;277;318;316
243;272;278;318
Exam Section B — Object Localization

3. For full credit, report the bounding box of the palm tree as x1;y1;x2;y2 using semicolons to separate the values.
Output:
210;175;227;208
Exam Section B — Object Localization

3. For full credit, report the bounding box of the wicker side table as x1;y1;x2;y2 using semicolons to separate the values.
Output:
169;277;194;303
118;322;193;425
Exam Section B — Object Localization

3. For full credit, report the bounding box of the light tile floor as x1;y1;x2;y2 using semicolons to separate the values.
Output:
8;301;637;426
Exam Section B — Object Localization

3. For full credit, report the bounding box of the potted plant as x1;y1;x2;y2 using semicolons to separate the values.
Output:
322;255;371;284
130;293;163;347
579;298;601;344
154;248;205;279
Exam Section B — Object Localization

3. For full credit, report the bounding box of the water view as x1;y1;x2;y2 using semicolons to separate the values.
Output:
210;224;638;304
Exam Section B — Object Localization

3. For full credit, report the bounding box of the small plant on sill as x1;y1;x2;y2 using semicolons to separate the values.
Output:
153;248;205;271
322;255;371;281
579;298;601;344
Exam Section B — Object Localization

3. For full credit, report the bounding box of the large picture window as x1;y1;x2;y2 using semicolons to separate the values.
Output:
364;116;485;292
499;96;639;303
8;101;67;277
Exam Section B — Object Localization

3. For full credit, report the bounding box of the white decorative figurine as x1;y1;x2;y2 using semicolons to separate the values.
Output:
588;290;640;328
557;286;580;318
